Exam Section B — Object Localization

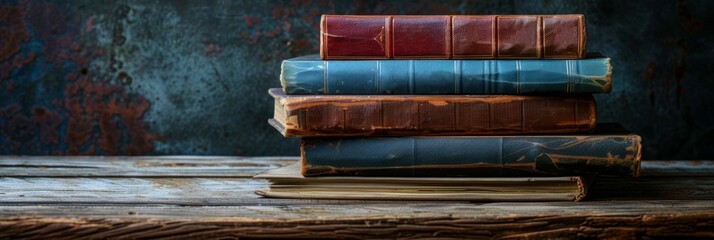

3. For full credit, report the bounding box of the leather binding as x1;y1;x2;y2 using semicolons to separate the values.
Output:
301;123;642;177
268;88;596;137
281;54;611;95
321;14;586;59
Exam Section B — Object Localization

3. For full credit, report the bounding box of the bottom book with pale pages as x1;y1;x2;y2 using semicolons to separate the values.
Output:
254;162;589;202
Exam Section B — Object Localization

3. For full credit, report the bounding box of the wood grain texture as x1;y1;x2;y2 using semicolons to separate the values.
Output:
0;157;713;239
640;160;714;176
0;202;713;239
2;175;713;205
0;156;296;177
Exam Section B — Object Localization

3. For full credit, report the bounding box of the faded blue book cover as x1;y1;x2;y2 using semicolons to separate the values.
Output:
281;54;611;94
301;123;641;177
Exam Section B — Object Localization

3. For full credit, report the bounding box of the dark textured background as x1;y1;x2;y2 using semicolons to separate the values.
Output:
1;0;712;159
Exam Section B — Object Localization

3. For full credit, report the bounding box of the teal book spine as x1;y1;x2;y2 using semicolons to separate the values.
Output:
281;54;611;95
301;124;641;177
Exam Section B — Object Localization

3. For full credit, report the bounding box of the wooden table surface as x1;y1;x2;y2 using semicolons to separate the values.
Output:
1;156;713;239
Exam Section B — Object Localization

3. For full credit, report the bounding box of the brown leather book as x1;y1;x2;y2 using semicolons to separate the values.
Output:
321;14;586;59
268;88;596;137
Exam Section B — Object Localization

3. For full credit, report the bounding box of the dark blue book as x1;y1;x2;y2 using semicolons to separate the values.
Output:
301;123;641;177
281;54;611;95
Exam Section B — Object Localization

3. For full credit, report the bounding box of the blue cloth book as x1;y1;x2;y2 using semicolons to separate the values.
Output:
301;123;641;177
281;54;611;94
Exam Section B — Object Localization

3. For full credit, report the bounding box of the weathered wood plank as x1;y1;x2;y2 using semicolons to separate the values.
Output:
0;177;261;205
0;156;711;177
0;177;469;206
1;176;713;205
640;160;714;176
0;159;713;205
0;156;297;177
0;157;713;238
0;201;713;239
589;176;714;200
2;200;712;219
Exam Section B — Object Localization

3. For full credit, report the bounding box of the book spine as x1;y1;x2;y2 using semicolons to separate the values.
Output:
281;57;611;95
320;15;586;59
269;88;596;136
301;134;641;177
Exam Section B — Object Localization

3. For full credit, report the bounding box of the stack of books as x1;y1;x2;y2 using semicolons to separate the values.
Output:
258;14;642;202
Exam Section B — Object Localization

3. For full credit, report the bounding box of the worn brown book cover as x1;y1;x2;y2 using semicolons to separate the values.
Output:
269;88;596;136
254;162;589;202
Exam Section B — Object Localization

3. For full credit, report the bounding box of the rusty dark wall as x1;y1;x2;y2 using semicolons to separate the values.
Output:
1;0;713;159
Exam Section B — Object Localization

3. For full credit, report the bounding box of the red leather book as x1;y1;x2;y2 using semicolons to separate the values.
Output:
321;15;586;59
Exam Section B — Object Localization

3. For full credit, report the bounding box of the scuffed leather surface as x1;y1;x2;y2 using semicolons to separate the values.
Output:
321;15;585;59
497;16;539;57
322;16;388;58
392;16;450;58
302;123;640;177
269;88;596;136
281;55;611;94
